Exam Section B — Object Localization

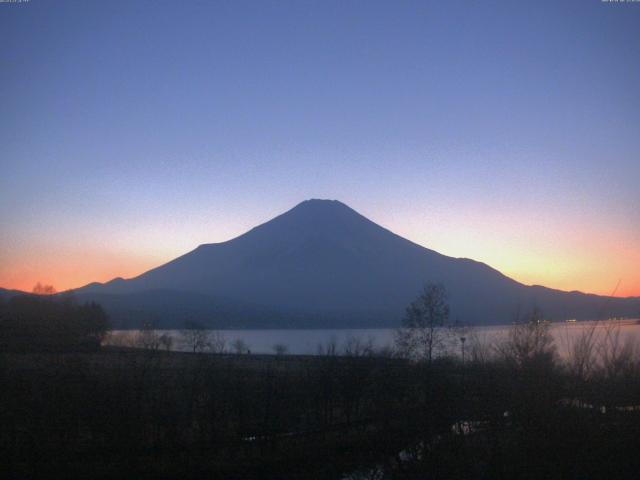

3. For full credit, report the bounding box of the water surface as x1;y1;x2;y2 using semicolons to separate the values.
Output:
106;319;640;358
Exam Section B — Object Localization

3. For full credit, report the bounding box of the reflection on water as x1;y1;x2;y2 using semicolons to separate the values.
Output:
105;319;640;357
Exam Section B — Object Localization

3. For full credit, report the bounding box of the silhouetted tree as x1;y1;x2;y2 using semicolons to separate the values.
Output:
137;321;162;350
598;319;638;382
32;282;57;295
231;338;248;354
159;332;173;351
317;335;339;356
395;283;450;364
209;331;227;353
0;295;108;352
180;321;211;353
343;334;374;357
497;307;556;368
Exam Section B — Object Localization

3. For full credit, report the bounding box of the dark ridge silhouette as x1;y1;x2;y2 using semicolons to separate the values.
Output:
0;288;30;302
15;199;640;328
0;294;109;352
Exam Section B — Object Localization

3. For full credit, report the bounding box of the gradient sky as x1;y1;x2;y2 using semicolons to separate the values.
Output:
1;0;639;297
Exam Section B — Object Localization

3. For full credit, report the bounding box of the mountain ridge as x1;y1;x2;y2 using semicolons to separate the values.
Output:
3;200;639;328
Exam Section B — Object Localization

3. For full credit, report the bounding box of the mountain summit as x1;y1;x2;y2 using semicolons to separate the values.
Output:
76;200;639;328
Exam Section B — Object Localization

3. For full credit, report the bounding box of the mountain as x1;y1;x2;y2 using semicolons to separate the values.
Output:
0;288;28;301
73;199;639;328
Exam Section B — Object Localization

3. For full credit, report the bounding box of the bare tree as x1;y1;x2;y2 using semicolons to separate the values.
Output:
343;335;374;357
395;283;450;364
317;335;339;356
32;282;57;295
181;321;211;353
231;338;248;354
159;333;173;352
466;328;493;364
564;323;598;381
136;321;161;351
597;319;637;381
209;331;227;354
496;307;556;367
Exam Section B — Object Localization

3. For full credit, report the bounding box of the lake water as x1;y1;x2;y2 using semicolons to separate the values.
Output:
106;319;640;358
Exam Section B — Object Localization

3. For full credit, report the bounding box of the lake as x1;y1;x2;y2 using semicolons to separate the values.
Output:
105;319;640;358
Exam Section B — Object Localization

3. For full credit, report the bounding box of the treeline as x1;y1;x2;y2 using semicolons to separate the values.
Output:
2;284;640;478
2;323;640;479
0;295;109;352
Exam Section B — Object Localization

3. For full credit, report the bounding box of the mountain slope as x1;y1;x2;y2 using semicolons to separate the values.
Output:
0;288;29;301
75;200;639;328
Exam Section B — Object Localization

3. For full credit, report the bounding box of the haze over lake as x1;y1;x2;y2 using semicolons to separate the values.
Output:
106;319;640;358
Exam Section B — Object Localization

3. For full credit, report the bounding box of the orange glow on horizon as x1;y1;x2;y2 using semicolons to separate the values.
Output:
0;250;166;294
1;208;639;298
1;248;638;298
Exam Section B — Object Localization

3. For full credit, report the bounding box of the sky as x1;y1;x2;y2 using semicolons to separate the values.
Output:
1;0;639;297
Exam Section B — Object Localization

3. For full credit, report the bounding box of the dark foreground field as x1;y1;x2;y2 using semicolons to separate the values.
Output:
2;346;640;479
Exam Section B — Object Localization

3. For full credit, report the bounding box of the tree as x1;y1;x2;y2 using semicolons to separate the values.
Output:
32;282;57;295
317;335;338;356
343;334;374;357
0;295;109;352
497;307;556;368
209;331;227;353
395;283;450;364
158;333;173;351
180;321;211;353
231;338;248;354
136;321;161;351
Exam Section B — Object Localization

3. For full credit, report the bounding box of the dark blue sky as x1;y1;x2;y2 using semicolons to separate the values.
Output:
1;0;639;295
